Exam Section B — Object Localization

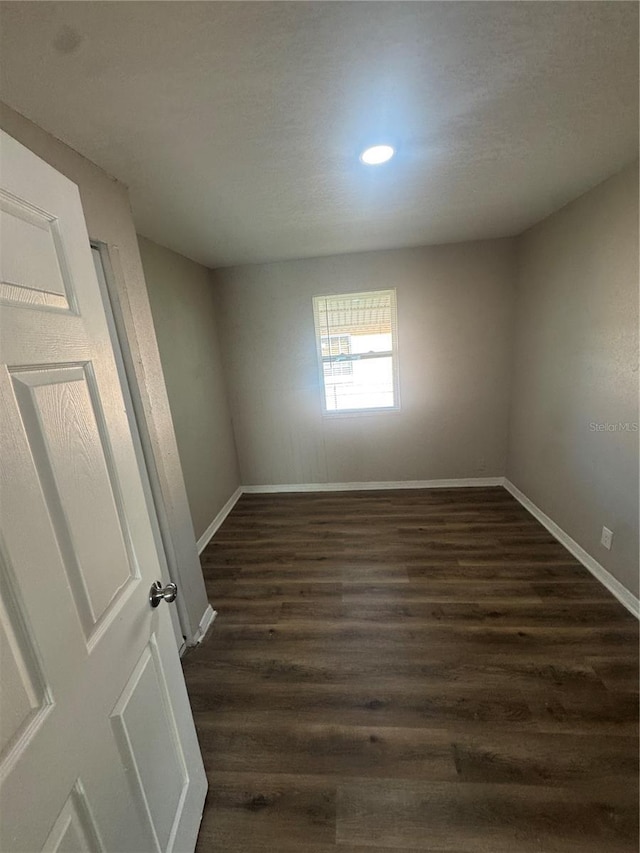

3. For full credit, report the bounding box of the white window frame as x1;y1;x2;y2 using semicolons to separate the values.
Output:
312;288;400;416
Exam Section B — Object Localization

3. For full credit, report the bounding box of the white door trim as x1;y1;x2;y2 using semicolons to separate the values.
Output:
93;243;189;649
91;242;210;645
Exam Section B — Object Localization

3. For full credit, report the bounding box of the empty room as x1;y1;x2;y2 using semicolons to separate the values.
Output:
0;2;638;852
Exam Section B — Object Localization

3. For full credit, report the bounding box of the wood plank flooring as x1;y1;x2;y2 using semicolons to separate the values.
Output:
182;487;639;852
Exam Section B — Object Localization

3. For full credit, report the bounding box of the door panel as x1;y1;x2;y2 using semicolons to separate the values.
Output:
11;363;136;638
0;191;74;311
41;782;103;853
0;552;52;762
0;130;206;852
111;639;189;851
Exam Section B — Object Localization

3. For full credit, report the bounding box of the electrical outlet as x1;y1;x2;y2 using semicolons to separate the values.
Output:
601;526;613;550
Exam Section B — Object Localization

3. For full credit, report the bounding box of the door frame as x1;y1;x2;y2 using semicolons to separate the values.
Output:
92;242;186;651
90;241;212;649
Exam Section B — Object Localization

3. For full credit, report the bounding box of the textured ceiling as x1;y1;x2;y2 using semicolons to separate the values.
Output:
0;2;637;268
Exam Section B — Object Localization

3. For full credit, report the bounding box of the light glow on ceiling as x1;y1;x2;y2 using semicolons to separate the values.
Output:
360;144;395;165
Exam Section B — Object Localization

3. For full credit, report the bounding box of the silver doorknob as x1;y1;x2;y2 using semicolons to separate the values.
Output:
149;581;178;608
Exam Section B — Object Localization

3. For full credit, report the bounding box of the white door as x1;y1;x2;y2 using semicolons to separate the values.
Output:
0;131;207;852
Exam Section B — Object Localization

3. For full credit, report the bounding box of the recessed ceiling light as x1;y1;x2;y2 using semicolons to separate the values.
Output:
360;144;395;165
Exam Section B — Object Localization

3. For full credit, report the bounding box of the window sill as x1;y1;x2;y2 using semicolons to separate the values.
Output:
321;406;402;418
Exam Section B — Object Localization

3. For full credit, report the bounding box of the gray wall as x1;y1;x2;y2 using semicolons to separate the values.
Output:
139;236;240;541
507;162;639;597
212;240;516;486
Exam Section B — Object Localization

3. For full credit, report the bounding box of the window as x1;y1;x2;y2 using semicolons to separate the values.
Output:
312;289;399;413
321;334;353;378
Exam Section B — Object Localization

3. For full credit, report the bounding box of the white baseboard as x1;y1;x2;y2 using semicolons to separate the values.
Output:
242;477;504;494
196;486;243;554
191;604;217;646
503;478;639;619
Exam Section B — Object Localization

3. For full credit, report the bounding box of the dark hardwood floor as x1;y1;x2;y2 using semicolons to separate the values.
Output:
182;487;639;852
